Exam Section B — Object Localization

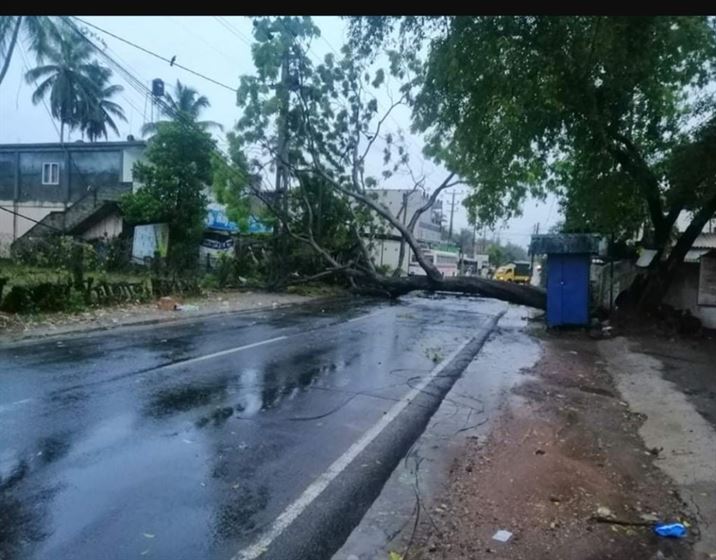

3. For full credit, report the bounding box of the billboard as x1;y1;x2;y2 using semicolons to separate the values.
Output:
132;223;169;264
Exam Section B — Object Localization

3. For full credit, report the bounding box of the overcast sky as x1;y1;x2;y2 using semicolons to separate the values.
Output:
0;16;560;248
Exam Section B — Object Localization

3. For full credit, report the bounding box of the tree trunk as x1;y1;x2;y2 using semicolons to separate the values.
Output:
0;17;22;87
364;274;546;309
637;191;716;310
394;238;408;277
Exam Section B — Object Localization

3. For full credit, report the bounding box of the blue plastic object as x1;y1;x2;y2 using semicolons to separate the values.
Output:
653;522;687;538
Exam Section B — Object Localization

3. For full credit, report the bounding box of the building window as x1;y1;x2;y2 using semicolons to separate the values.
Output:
42;162;60;185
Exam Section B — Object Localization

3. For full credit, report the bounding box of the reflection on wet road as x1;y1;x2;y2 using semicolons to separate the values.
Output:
0;294;505;559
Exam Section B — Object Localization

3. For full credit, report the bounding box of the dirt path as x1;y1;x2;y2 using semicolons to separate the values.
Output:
408;332;697;560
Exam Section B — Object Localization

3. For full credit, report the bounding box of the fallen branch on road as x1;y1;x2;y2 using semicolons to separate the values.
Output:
590;515;653;527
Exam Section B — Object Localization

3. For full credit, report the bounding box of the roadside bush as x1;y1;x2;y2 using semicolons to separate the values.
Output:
0;280;73;313
12;236;98;272
200;273;219;291
215;253;238;288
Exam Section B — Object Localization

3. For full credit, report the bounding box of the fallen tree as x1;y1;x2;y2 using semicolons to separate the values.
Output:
365;275;546;308
223;16;547;308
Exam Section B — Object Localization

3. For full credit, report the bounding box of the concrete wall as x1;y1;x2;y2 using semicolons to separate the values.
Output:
81;212;124;241
0;201;65;256
593;259;716;329
370;238;405;274
664;263;716;329
122;146;145;186
592;260;638;309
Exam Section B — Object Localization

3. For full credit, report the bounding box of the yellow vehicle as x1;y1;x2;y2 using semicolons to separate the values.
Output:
494;261;531;284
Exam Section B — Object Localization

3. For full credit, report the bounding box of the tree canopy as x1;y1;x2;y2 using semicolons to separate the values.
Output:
350;18;716;229
121;121;216;271
349;16;716;305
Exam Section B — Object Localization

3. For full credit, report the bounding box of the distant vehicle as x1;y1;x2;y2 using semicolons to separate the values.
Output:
494;261;532;284
408;249;459;278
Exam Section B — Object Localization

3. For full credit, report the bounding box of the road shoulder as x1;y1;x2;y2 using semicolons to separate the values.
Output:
0;289;349;344
332;305;541;560
340;326;706;560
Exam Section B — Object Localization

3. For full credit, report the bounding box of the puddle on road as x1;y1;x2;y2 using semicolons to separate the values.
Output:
145;381;230;419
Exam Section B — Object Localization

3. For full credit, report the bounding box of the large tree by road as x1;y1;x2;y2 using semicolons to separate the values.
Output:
349;16;716;308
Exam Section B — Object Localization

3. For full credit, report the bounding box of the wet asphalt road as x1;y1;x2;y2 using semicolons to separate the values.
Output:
0;294;503;560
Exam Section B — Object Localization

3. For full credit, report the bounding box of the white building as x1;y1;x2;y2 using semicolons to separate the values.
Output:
366;188;446;275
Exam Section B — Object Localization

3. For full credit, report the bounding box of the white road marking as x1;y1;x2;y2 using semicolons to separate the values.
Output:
232;336;475;560
156;308;388;372
0;398;33;414
160;336;288;371
347;308;388;322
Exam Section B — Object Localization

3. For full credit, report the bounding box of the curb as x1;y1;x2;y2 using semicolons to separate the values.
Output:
0;294;356;348
240;310;504;560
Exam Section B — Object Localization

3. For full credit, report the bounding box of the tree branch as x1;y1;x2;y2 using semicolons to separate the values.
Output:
407;172;457;231
301;164;443;282
360;97;405;162
608;132;668;242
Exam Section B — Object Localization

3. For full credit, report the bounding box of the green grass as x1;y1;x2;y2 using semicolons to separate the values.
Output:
0;262;148;289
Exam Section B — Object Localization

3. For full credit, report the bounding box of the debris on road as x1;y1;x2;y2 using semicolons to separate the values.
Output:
157;296;179;311
653;522;687;538
595;506;614;519
492;530;512;543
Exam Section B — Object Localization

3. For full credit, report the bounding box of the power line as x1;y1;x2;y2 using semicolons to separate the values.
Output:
0;205;64;234
61;18;177;138
320;34;340;57
65;18;265;196
213;16;253;48
65;15;424;207
71;16;237;93
90;26;172;133
169;16;245;64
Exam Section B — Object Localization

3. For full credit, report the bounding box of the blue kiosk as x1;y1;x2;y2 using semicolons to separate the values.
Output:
529;234;601;328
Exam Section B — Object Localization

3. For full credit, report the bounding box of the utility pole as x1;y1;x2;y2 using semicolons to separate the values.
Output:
448;190;457;240
272;30;291;284
472;222;477;256
275;48;290;206
530;222;540;285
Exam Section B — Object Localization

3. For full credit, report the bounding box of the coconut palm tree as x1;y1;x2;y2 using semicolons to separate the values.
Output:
141;80;223;136
0;16;59;87
81;64;127;142
24;27;103;142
